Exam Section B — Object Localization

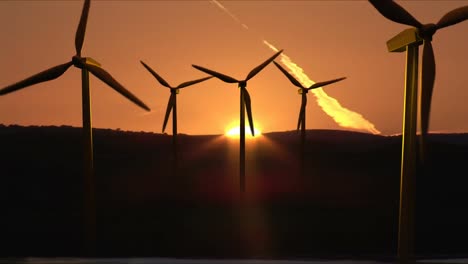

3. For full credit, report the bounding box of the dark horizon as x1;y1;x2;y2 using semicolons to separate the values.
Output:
1;124;467;258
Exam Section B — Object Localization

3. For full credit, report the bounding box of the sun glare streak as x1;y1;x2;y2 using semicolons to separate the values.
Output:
264;41;381;135
225;125;262;139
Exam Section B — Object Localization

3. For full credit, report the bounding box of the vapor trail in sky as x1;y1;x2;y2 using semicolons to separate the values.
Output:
263;41;381;134
210;0;249;30
210;0;380;134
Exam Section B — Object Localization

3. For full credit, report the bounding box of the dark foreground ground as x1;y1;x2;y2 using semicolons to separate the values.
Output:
1;125;467;259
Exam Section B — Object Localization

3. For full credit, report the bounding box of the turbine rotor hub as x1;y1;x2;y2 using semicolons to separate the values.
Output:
418;23;437;41
72;55;85;68
238;81;247;88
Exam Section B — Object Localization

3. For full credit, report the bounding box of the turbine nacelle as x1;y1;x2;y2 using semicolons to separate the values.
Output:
370;1;468;262
72;56;101;69
170;88;180;94
386;24;438;53
84;57;101;68
386;28;422;52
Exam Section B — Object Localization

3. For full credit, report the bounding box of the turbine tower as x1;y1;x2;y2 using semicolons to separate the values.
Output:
140;60;212;177
0;0;150;254
368;0;468;262
273;61;345;174
192;49;283;194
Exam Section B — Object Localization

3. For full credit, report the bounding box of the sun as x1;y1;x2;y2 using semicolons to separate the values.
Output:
225;122;262;139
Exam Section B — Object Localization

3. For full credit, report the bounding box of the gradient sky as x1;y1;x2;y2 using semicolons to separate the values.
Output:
1;0;467;136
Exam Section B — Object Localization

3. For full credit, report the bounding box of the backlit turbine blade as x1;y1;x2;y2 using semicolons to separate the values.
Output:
83;63;150;111
420;41;436;158
368;0;422;28
245;49;283;81
273;61;304;89
297;94;307;131
243;88;255;136
0;61;73;95
436;6;468;29
308;77;347;90
162;93;175;133
140;61;172;88
177;76;213;89
192;65;238;83
297;112;302;131
75;0;90;57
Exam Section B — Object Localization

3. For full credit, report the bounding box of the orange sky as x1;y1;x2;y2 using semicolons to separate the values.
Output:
1;1;467;136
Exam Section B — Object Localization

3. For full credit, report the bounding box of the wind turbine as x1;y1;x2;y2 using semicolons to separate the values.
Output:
140;60;212;176
273;61;345;173
0;0;150;254
368;0;468;262
192;49;283;193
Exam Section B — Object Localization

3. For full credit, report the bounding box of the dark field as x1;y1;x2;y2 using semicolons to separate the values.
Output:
1;125;467;259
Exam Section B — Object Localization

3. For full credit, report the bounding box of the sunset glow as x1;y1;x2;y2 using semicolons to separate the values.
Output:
225;124;262;139
1;1;467;135
208;0;382;135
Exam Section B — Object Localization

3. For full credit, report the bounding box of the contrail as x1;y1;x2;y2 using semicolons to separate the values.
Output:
264;41;381;134
210;0;249;30
210;0;381;134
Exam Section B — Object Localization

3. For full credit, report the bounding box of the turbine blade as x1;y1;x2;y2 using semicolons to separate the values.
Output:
297;95;307;131
308;77;347;90
192;65;238;83
83;63;150;111
176;76;213;89
297;112;302;131
243;88;255;136
436;6;468;29
273;61;304;89
420;41;436;159
140;61;172;88
245;49;283;81
368;0;422;28
75;0;90;57
162;93;175;133
0;61;73;95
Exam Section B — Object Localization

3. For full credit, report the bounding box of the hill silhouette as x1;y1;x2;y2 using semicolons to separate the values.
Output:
1;125;467;259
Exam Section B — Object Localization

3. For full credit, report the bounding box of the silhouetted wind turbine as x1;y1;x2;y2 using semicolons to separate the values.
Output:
140;60;212;176
192;50;283;193
273;61;345;173
0;0;150;254
369;0;468;262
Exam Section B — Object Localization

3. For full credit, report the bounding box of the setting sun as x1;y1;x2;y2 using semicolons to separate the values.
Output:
225;123;262;139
